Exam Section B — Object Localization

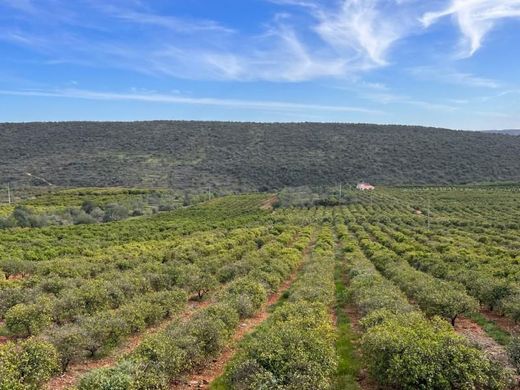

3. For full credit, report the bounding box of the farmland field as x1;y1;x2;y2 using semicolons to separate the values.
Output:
1;185;519;389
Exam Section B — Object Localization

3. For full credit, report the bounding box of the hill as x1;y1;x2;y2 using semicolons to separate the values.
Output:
1;121;520;191
484;129;520;136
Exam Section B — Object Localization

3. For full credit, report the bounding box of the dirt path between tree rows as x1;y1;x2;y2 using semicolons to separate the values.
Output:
171;240;315;389
454;315;519;388
45;299;211;390
260;195;278;210
480;308;520;335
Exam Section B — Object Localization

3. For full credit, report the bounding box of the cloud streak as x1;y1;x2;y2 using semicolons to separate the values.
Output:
0;88;382;114
0;0;420;81
313;0;407;67
421;0;520;56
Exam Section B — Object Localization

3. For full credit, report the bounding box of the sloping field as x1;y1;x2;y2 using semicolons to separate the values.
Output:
0;187;519;389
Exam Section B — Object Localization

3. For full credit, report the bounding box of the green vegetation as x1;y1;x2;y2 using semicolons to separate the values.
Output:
338;227;509;389
508;337;520;374
221;227;337;390
467;312;512;346
78;227;312;389
2;121;520;191
0;188;188;229
0;186;519;389
333;258;360;390
0;338;59;390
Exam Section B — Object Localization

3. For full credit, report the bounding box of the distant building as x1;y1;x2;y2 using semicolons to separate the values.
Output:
356;182;375;191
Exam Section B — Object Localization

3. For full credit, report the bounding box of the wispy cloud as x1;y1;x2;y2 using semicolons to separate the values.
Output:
0;0;421;81
1;0;518;87
421;0;520;57
409;66;500;88
313;0;410;67
87;2;235;34
0;88;381;114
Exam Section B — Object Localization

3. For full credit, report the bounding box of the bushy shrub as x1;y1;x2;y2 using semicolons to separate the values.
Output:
187;314;230;358
507;337;520;374
0;287;34;317
362;311;508;389
45;324;88;371
4;302;52;337
11;206;48;228
0;259;35;279
416;286;479;326
102;204;129;222
500;293;520;323
72;211;97;225
178;264;218;300
0;338;59;389
224;278;266;318
131;333;188;380
224;303;336;390
80;313;129;356
78;360;138;390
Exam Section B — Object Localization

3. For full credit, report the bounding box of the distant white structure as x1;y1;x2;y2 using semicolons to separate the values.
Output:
356;182;375;191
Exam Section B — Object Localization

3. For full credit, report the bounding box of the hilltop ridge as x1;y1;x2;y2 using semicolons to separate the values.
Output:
1;121;520;190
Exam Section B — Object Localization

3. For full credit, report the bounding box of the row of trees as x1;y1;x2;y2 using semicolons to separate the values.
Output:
1;222;284;388
0;201;152;230
380;220;520;322
351;222;478;326
0;208;275;325
222;227;337;389
337;224;510;389
0;193;271;261
78;227;313;388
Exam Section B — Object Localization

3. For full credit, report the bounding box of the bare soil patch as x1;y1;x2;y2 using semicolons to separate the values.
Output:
455;315;519;387
481;308;520;335
260;195;278;210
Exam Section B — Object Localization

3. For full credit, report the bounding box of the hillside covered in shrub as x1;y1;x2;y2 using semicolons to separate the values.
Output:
1;121;520;191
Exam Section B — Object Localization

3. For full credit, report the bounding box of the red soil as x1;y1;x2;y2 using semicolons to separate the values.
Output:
454;315;519;387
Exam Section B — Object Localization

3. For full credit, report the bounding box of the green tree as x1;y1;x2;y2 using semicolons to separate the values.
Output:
5;303;52;337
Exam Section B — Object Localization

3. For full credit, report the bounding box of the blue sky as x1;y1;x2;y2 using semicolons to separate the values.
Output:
0;0;519;129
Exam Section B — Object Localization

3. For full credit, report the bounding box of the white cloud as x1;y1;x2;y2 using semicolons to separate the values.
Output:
0;88;381;114
421;0;520;56
1;0;517;84
0;0;419;81
313;0;407;67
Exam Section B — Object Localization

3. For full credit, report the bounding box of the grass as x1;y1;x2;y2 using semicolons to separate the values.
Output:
209;376;228;390
0;324;9;337
333;258;361;390
467;312;512;346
